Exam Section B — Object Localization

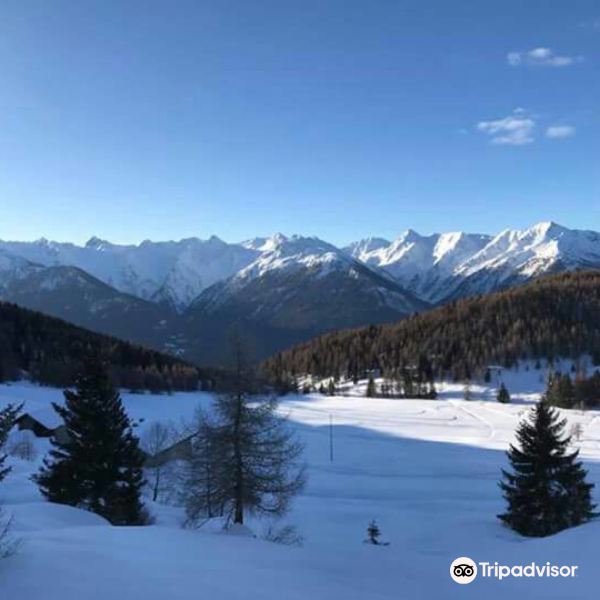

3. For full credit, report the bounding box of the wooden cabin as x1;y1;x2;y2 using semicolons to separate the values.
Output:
14;409;69;444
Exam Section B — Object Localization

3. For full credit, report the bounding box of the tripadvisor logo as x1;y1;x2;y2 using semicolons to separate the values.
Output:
450;557;477;584
450;557;579;584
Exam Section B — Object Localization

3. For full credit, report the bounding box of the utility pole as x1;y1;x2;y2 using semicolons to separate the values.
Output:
329;413;334;462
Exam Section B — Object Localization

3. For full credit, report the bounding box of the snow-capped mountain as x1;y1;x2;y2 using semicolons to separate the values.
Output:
458;222;600;276
2;221;600;364
346;222;600;303
0;236;258;311
233;234;400;291
185;234;427;362
345;230;492;302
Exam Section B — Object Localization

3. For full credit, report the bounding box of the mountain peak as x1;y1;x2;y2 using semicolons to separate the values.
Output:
242;233;289;252
207;234;225;245
398;228;424;243
525;220;566;238
85;236;110;249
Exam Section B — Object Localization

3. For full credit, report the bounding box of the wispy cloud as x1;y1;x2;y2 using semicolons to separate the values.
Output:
507;47;581;67
476;109;577;146
545;125;576;139
477;110;535;146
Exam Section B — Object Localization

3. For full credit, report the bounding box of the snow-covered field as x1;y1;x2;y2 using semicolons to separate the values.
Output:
1;367;600;599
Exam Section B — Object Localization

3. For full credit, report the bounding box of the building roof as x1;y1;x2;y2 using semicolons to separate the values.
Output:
17;408;64;431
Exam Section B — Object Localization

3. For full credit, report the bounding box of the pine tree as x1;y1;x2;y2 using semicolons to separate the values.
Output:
0;403;21;484
497;383;510;404
498;401;596;537
546;373;576;408
36;359;148;525
0;403;20;558
327;379;336;396
366;376;376;398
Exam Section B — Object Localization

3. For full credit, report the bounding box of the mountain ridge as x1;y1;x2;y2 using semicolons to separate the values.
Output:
2;222;600;365
3;221;599;310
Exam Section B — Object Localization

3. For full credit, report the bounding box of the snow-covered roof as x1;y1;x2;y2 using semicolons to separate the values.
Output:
20;407;64;430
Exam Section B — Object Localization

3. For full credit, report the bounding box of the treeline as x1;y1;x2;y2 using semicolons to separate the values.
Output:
263;271;600;382
544;370;600;409
0;301;201;392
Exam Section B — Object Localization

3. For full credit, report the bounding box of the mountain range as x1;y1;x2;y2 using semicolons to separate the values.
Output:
0;221;598;364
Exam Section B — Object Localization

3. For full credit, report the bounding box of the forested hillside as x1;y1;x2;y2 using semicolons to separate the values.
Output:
0;301;201;391
263;271;600;382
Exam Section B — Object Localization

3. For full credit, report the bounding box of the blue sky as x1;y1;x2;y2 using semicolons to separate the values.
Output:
0;0;598;245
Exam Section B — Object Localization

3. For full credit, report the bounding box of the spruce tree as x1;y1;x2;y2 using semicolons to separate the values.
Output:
36;359;148;525
546;373;576;408
497;383;510;404
498;401;596;537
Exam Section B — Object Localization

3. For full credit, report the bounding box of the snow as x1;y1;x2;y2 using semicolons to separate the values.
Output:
234;235;356;283
1;366;600;598
0;237;259;312
0;249;42;290
458;221;600;278
345;221;600;302
200;233;420;312
345;229;492;302
2;222;600;312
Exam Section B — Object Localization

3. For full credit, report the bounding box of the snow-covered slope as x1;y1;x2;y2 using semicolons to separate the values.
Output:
346;230;491;302
148;237;257;310
459;221;600;276
0;236;258;311
236;234;374;284
0;248;42;290
192;233;425;311
343;236;390;259
347;222;600;303
2;370;600;599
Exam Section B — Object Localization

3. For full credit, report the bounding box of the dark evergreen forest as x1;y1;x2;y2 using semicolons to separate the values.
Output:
0;301;201;391
264;271;600;383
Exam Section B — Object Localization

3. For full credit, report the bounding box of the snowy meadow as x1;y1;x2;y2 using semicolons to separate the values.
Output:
1;367;600;599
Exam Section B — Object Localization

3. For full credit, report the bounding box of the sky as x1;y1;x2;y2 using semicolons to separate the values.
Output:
0;0;598;246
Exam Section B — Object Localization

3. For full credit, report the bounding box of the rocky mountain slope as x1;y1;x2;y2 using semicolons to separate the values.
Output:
184;235;427;363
